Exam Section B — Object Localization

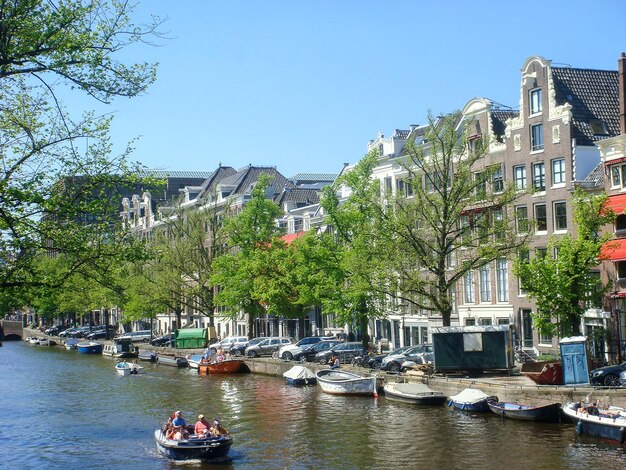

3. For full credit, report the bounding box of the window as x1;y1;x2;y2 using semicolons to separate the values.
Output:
493;208;504;241
459;214;471;242
535;204;547;232
610;164;626;188
396;179;413;197
535;247;547;259
529;88;542;114
586;271;602;308
589;119;609;136
554;201;567;231
552;158;565;185
497;318;510;325
492;165;503;192
616;214;626;233
532;162;545;191
496;258;509;302
480;318;492;326
464;270;475;303
518;249;529;295
539;331;553;345
514;165;526;190
531;123;544;151
475;171;487;199
515;206;528;234
465;318;476;326
618;261;626;280
479;264;491;302
463;333;483;352
384;177;392;193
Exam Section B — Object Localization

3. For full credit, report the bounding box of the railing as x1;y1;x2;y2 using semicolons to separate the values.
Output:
515;348;536;363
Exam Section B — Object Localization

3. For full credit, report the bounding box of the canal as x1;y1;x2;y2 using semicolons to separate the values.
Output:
1;341;625;469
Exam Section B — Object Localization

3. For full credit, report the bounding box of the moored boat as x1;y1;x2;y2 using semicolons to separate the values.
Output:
562;402;626;444
448;387;497;412
157;355;188;367
27;336;40;344
383;382;447;405
76;341;104;354
154;424;233;461
103;338;138;358
487;400;561;422
187;354;204;369
138;351;157;362
283;365;316;386
315;369;381;396
198;359;244;375
115;361;144;376
38;338;56;347
64;338;79;350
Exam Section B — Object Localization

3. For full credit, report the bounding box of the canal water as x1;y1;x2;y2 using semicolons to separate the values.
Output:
1;342;625;470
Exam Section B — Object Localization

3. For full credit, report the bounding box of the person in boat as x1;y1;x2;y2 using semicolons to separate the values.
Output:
172;410;186;427
209;418;227;437
162;417;173;434
329;355;340;369
214;348;226;362
194;414;211;436
173;426;189;441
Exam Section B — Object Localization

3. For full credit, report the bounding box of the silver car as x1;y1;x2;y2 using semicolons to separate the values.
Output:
620;370;626;387
380;344;433;372
245;337;293;357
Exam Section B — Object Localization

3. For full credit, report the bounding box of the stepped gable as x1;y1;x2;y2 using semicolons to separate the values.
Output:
551;67;620;146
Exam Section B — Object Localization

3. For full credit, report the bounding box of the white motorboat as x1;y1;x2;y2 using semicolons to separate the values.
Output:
283;365;316;386
383;382;447;405
115;361;144;376
187;354;204;369
315;369;381;396
38;338;56;347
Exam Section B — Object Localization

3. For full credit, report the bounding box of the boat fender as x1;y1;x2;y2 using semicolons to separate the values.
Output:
575;420;583;435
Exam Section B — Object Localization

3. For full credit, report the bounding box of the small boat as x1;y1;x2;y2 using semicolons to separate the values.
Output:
38;338;56;347
76;341;104;354
315;369;381;396
487;400;561;422
198;359;244;375
448;388;497;412
283;365;317;386
103;338;138;358
27;337;40;344
562;402;626;443
154;424;233;461
383;382;447;405
115;361;144;376
520;360;563;385
187;354;204;369
138;351;158;362
157;355;188;367
64;338;80;350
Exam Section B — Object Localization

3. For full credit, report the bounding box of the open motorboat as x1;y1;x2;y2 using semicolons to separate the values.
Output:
154;420;233;461
198;359;244;375
64;338;79;350
115;361;144;376
448;387;497;412
138;351;157;362
383;382;447;405
76;341;104;354
562;402;626;443
315;369;381;396
38;338;57;347
283;365;316;386
488;400;561;422
157;355;189;367
187;354;204;369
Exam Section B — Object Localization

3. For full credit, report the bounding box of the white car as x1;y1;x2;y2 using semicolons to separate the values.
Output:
117;330;153;343
277;336;334;360
208;336;249;353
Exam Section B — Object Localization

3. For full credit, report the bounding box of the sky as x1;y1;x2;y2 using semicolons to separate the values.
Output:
83;0;626;179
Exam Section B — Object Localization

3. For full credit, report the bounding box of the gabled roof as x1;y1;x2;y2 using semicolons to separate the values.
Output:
139;169;214;179
551;67;620;146
196;165;237;198
491;109;519;140
274;187;320;207
218;165;289;198
289;173;338;184
582;163;604;188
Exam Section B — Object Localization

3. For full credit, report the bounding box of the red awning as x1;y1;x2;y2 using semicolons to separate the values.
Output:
604;193;626;215
601;238;626;261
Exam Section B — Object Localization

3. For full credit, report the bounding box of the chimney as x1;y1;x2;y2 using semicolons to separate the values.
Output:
617;52;626;134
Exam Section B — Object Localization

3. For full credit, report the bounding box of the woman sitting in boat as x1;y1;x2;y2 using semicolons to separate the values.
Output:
194;414;211;436
213;348;226;363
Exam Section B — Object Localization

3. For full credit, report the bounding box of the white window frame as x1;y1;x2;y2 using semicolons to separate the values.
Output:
529;88;542;115
552;158;565;186
496;258;509;302
531;123;544;151
479;264;491;303
554;201;567;232
514;165;526;190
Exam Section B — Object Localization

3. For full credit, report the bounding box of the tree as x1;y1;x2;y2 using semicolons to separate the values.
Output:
212;174;284;338
514;188;614;337
0;0;161;294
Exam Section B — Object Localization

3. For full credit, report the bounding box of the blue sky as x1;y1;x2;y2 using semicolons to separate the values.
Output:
91;0;626;178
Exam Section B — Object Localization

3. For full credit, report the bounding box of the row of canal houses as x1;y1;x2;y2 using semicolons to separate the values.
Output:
117;54;626;362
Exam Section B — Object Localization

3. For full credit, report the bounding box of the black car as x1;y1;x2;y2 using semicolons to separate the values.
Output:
86;326;117;340
315;342;366;365
590;361;626;387
44;326;64;336
292;340;343;362
151;332;175;347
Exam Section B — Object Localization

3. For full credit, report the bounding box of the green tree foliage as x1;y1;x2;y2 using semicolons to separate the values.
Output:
0;0;161;298
212;174;284;337
514;188;614;337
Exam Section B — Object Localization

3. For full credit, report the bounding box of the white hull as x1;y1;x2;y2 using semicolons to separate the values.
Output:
115;363;144;376
316;369;379;396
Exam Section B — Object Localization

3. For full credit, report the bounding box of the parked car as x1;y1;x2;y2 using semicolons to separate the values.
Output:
85;326;117;340
278;336;334;360
291;340;343;362
380;344;433;372
315;342;366;365
44;325;64;336
68;326;93;338
230;337;267;356
245;337;294;357
117;330;153;343
209;336;249;354
365;346;411;370
620;370;626;387
58;327;78;338
151;332;176;347
590;361;626;387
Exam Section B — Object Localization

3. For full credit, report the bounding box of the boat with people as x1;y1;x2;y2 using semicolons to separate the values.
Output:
103;338;138;358
487;400;561;422
383;382;447;405
562;401;626;444
115;361;144;376
155;413;233;461
157;355;189;367
315;369;381;396
283;365;317;386
448;387;497;412
76;341;104;354
198;358;244;375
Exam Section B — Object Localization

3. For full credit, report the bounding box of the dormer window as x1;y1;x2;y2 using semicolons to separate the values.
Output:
529;88;542;115
589;119;609;136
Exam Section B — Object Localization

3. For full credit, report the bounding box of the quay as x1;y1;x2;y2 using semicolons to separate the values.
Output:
17;327;626;407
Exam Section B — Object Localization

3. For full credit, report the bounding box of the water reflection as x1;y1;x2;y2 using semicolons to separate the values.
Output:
1;342;625;469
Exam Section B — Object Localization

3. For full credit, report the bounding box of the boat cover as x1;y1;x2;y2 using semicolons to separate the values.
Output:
283;365;316;380
387;383;438;395
449;387;490;404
